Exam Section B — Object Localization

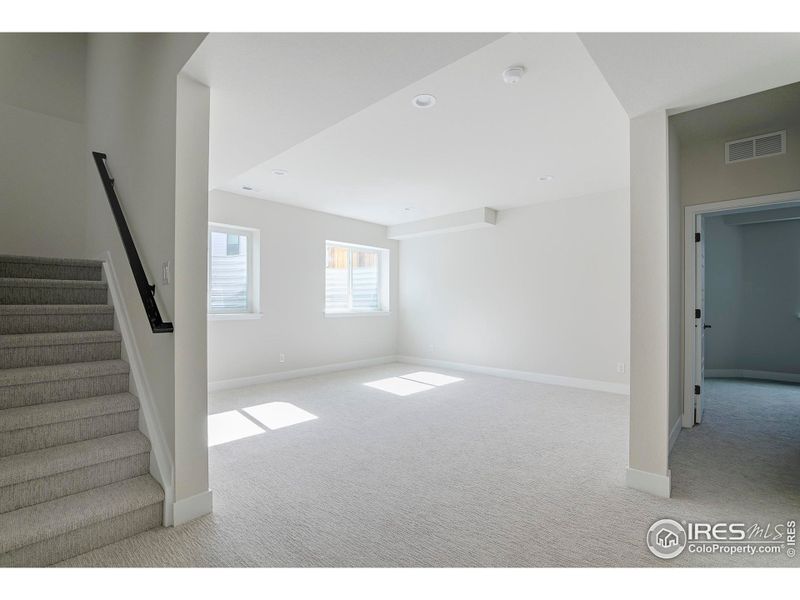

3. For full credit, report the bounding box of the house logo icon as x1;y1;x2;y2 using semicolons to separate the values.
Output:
647;519;687;559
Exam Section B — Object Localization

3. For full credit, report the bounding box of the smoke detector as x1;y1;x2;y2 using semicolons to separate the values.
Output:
502;65;526;84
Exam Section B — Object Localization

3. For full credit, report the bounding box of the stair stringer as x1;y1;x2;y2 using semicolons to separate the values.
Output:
100;250;175;526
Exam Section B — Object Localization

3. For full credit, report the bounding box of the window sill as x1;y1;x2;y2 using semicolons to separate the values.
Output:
324;311;391;319
208;313;263;321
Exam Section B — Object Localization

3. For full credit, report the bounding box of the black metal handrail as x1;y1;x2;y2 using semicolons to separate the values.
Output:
92;151;174;333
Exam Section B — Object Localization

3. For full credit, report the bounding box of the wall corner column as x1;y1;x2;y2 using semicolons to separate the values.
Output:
173;73;212;524
628;110;672;497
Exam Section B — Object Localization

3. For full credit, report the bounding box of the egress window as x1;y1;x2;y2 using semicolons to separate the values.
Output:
208;223;260;316
325;241;389;315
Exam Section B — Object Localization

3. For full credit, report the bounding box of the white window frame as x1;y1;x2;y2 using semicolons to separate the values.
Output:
208;222;261;320
324;240;390;317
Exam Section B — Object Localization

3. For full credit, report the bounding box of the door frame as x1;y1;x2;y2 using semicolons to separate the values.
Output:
682;190;800;428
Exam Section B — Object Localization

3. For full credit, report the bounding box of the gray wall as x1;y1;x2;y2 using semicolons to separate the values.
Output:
705;215;800;375
668;121;683;431
681;122;800;207
704;216;744;370
0;34;87;258
668;85;800;434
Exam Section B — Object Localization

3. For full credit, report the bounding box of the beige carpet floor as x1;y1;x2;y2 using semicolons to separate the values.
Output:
58;365;800;567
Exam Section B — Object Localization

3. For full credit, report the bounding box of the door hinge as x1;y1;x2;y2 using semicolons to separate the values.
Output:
694;384;701;395
695;232;701;242
695;309;701;319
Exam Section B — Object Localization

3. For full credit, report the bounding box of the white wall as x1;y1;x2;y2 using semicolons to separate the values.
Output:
0;34;87;258
174;73;211;518
84;33;209;516
705;216;800;375
208;190;399;385
398;189;630;389
628;110;671;496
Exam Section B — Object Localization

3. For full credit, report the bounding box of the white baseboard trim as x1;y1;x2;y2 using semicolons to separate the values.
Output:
209;354;631;396
395;355;630;395
669;416;682;454
626;467;671;498
705;369;800;384
209;356;396;392
173;489;213;527
100;251;176;526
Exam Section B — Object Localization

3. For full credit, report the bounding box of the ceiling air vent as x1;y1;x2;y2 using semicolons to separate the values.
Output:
725;130;786;164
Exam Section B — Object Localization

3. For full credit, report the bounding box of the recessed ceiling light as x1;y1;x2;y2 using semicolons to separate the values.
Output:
272;169;289;176
538;175;553;182
502;65;526;84
402;207;413;212
241;185;254;191
412;94;437;109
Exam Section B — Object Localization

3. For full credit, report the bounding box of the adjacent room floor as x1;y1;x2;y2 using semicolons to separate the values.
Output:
59;368;800;567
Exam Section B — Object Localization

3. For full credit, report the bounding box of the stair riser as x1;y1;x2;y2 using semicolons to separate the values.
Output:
0;373;129;410
0;313;114;335
0;411;139;457
0;454;149;514
0;263;102;282
0;286;107;305
0;502;162;567
0;341;121;369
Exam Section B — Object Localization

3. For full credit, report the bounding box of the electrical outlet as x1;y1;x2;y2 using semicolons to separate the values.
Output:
161;261;170;285
279;353;285;363
616;362;625;374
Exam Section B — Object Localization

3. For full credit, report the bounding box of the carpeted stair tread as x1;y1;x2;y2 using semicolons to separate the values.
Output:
0;277;107;289
0;304;113;316
0;305;115;335
0;278;109;305
0;256;103;283
0;254;162;564
0;330;120;349
0;474;164;554
0;431;150;488
0;255;104;269
0;392;138;433
0;359;129;387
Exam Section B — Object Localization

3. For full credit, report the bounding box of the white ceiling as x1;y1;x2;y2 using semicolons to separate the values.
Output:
578;33;800;118
199;33;629;226
183;33;504;189
187;32;800;227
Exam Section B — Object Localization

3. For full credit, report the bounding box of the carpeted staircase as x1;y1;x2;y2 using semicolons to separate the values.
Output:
0;254;164;567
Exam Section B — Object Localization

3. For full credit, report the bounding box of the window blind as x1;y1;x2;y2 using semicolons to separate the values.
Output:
325;242;384;313
209;230;249;312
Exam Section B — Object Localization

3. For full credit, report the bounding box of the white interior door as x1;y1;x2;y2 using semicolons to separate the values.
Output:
694;214;706;424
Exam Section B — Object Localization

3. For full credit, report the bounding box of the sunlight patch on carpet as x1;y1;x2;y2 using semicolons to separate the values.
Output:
208;410;265;446
243;401;319;430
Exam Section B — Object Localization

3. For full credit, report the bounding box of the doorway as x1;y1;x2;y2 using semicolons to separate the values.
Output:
683;190;800;427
